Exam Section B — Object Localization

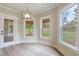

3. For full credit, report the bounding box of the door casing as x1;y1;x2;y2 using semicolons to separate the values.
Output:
0;15;16;48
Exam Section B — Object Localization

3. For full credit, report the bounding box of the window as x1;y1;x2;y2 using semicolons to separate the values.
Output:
40;16;50;39
4;19;14;42
9;20;14;33
25;20;33;36
60;4;78;47
9;25;13;33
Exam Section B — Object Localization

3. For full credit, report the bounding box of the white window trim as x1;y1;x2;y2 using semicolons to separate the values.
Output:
24;19;34;38
59;3;79;50
40;15;51;40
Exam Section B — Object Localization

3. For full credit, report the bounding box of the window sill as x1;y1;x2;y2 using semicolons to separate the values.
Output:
59;41;79;54
40;37;50;40
60;41;77;50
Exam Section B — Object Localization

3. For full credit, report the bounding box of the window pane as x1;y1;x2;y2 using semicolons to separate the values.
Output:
25;21;33;36
61;5;78;46
4;19;14;42
42;18;50;37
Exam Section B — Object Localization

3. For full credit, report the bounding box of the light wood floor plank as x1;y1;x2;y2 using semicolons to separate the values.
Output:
0;43;62;56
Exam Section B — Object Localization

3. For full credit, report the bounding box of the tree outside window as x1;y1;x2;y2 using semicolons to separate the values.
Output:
61;5;78;46
25;21;33;36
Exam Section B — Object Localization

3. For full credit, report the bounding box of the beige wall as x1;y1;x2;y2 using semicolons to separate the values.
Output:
0;6;22;44
35;6;58;47
55;3;79;56
0;5;38;44
35;3;79;56
0;3;79;55
22;15;38;43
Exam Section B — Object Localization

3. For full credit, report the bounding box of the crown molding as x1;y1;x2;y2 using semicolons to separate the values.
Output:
33;4;59;15
0;5;21;13
0;4;59;15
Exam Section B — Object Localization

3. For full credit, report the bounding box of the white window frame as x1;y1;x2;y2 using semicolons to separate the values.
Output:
40;15;51;39
24;19;34;38
59;4;79;50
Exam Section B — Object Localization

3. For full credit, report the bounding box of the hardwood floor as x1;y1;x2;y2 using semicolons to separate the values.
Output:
0;43;62;56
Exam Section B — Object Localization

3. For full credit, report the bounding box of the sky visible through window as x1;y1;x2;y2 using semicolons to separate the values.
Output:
60;4;78;27
61;4;78;46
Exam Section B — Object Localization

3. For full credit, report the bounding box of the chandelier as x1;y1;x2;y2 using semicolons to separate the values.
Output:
23;4;31;19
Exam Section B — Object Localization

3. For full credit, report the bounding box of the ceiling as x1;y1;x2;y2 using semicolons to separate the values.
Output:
0;3;58;14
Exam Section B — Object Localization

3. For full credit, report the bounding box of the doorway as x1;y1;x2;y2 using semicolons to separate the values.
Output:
0;17;15;48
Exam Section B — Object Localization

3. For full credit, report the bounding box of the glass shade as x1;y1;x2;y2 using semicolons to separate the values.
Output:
23;12;31;19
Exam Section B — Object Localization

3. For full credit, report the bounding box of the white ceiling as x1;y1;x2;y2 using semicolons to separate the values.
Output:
0;3;58;14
